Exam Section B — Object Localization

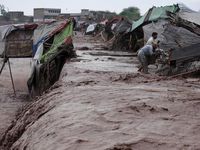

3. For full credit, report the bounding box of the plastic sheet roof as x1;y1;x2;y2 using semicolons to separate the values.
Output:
131;4;180;31
33;20;73;63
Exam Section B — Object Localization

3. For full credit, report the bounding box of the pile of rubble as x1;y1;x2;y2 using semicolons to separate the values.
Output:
101;4;200;76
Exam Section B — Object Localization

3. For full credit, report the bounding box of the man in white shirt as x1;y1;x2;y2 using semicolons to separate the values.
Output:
137;43;158;74
146;32;158;45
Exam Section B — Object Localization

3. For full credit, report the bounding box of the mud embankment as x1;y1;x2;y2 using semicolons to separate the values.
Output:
1;34;200;150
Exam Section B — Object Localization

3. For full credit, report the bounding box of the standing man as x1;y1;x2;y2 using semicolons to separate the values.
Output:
72;17;77;30
146;32;158;45
137;43;158;74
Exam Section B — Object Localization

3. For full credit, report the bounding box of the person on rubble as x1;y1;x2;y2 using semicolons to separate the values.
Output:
71;17;77;30
137;43;158;74
146;32;158;45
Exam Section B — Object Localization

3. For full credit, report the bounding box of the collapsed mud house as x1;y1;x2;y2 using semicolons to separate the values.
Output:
0;23;38;94
101;4;200;76
101;16;132;51
0;19;75;96
103;4;200;76
129;4;200;75
28;20;75;95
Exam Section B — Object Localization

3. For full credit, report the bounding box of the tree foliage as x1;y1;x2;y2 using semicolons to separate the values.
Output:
119;7;141;21
0;4;8;16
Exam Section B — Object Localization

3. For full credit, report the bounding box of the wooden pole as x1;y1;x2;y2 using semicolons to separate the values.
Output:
7;58;16;96
0;60;6;75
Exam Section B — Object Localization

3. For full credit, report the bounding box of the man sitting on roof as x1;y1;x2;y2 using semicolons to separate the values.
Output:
137;43;158;74
146;32;158;45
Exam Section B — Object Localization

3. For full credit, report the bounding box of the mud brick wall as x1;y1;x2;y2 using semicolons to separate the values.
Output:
6;30;33;58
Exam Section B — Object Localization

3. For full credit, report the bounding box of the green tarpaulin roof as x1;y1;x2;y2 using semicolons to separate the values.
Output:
131;4;179;31
41;22;73;63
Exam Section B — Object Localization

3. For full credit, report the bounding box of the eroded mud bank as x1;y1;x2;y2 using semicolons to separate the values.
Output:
1;33;200;150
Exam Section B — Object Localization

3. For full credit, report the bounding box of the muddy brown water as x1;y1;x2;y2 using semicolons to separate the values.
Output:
74;50;138;73
0;33;200;150
0;58;31;139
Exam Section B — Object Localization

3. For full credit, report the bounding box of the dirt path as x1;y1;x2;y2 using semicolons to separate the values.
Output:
1;33;200;150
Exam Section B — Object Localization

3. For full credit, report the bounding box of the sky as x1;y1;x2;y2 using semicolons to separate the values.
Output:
1;0;200;16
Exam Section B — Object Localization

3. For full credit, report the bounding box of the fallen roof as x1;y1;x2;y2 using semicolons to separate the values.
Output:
131;4;179;31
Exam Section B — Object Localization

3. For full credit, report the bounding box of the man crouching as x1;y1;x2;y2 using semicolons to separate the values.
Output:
137;43;158;74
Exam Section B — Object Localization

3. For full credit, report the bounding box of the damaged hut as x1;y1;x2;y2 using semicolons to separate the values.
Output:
0;20;75;96
28;20;75;95
0;23;38;58
101;17;132;51
0;23;38;94
130;4;200;75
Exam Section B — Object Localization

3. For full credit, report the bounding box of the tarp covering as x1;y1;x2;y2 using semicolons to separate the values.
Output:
0;20;74;95
136;4;200;75
132;4;200;52
33;21;66;55
41;21;73;62
86;24;97;34
131;4;179;31
33;20;73;63
28;20;74;95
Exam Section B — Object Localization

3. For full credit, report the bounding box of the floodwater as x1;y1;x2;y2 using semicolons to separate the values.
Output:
73;50;138;73
1;33;200;150
0;58;31;138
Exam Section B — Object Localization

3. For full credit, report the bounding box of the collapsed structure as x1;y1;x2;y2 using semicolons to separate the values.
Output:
130;4;200;75
0;24;38;58
131;4;200;49
102;4;200;76
101;17;132;50
0;20;75;95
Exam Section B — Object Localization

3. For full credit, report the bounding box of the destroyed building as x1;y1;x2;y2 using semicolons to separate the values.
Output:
101;16;132;51
122;4;200;76
131;4;200;51
101;4;200;75
29;20;75;95
0;19;75;95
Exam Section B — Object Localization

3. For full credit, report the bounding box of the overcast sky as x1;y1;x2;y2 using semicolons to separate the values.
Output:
1;0;200;15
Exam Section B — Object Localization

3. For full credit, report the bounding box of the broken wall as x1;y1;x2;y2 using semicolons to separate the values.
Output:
5;30;33;58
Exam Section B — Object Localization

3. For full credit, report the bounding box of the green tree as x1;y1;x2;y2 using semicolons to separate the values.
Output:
0;4;8;16
119;7;141;21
